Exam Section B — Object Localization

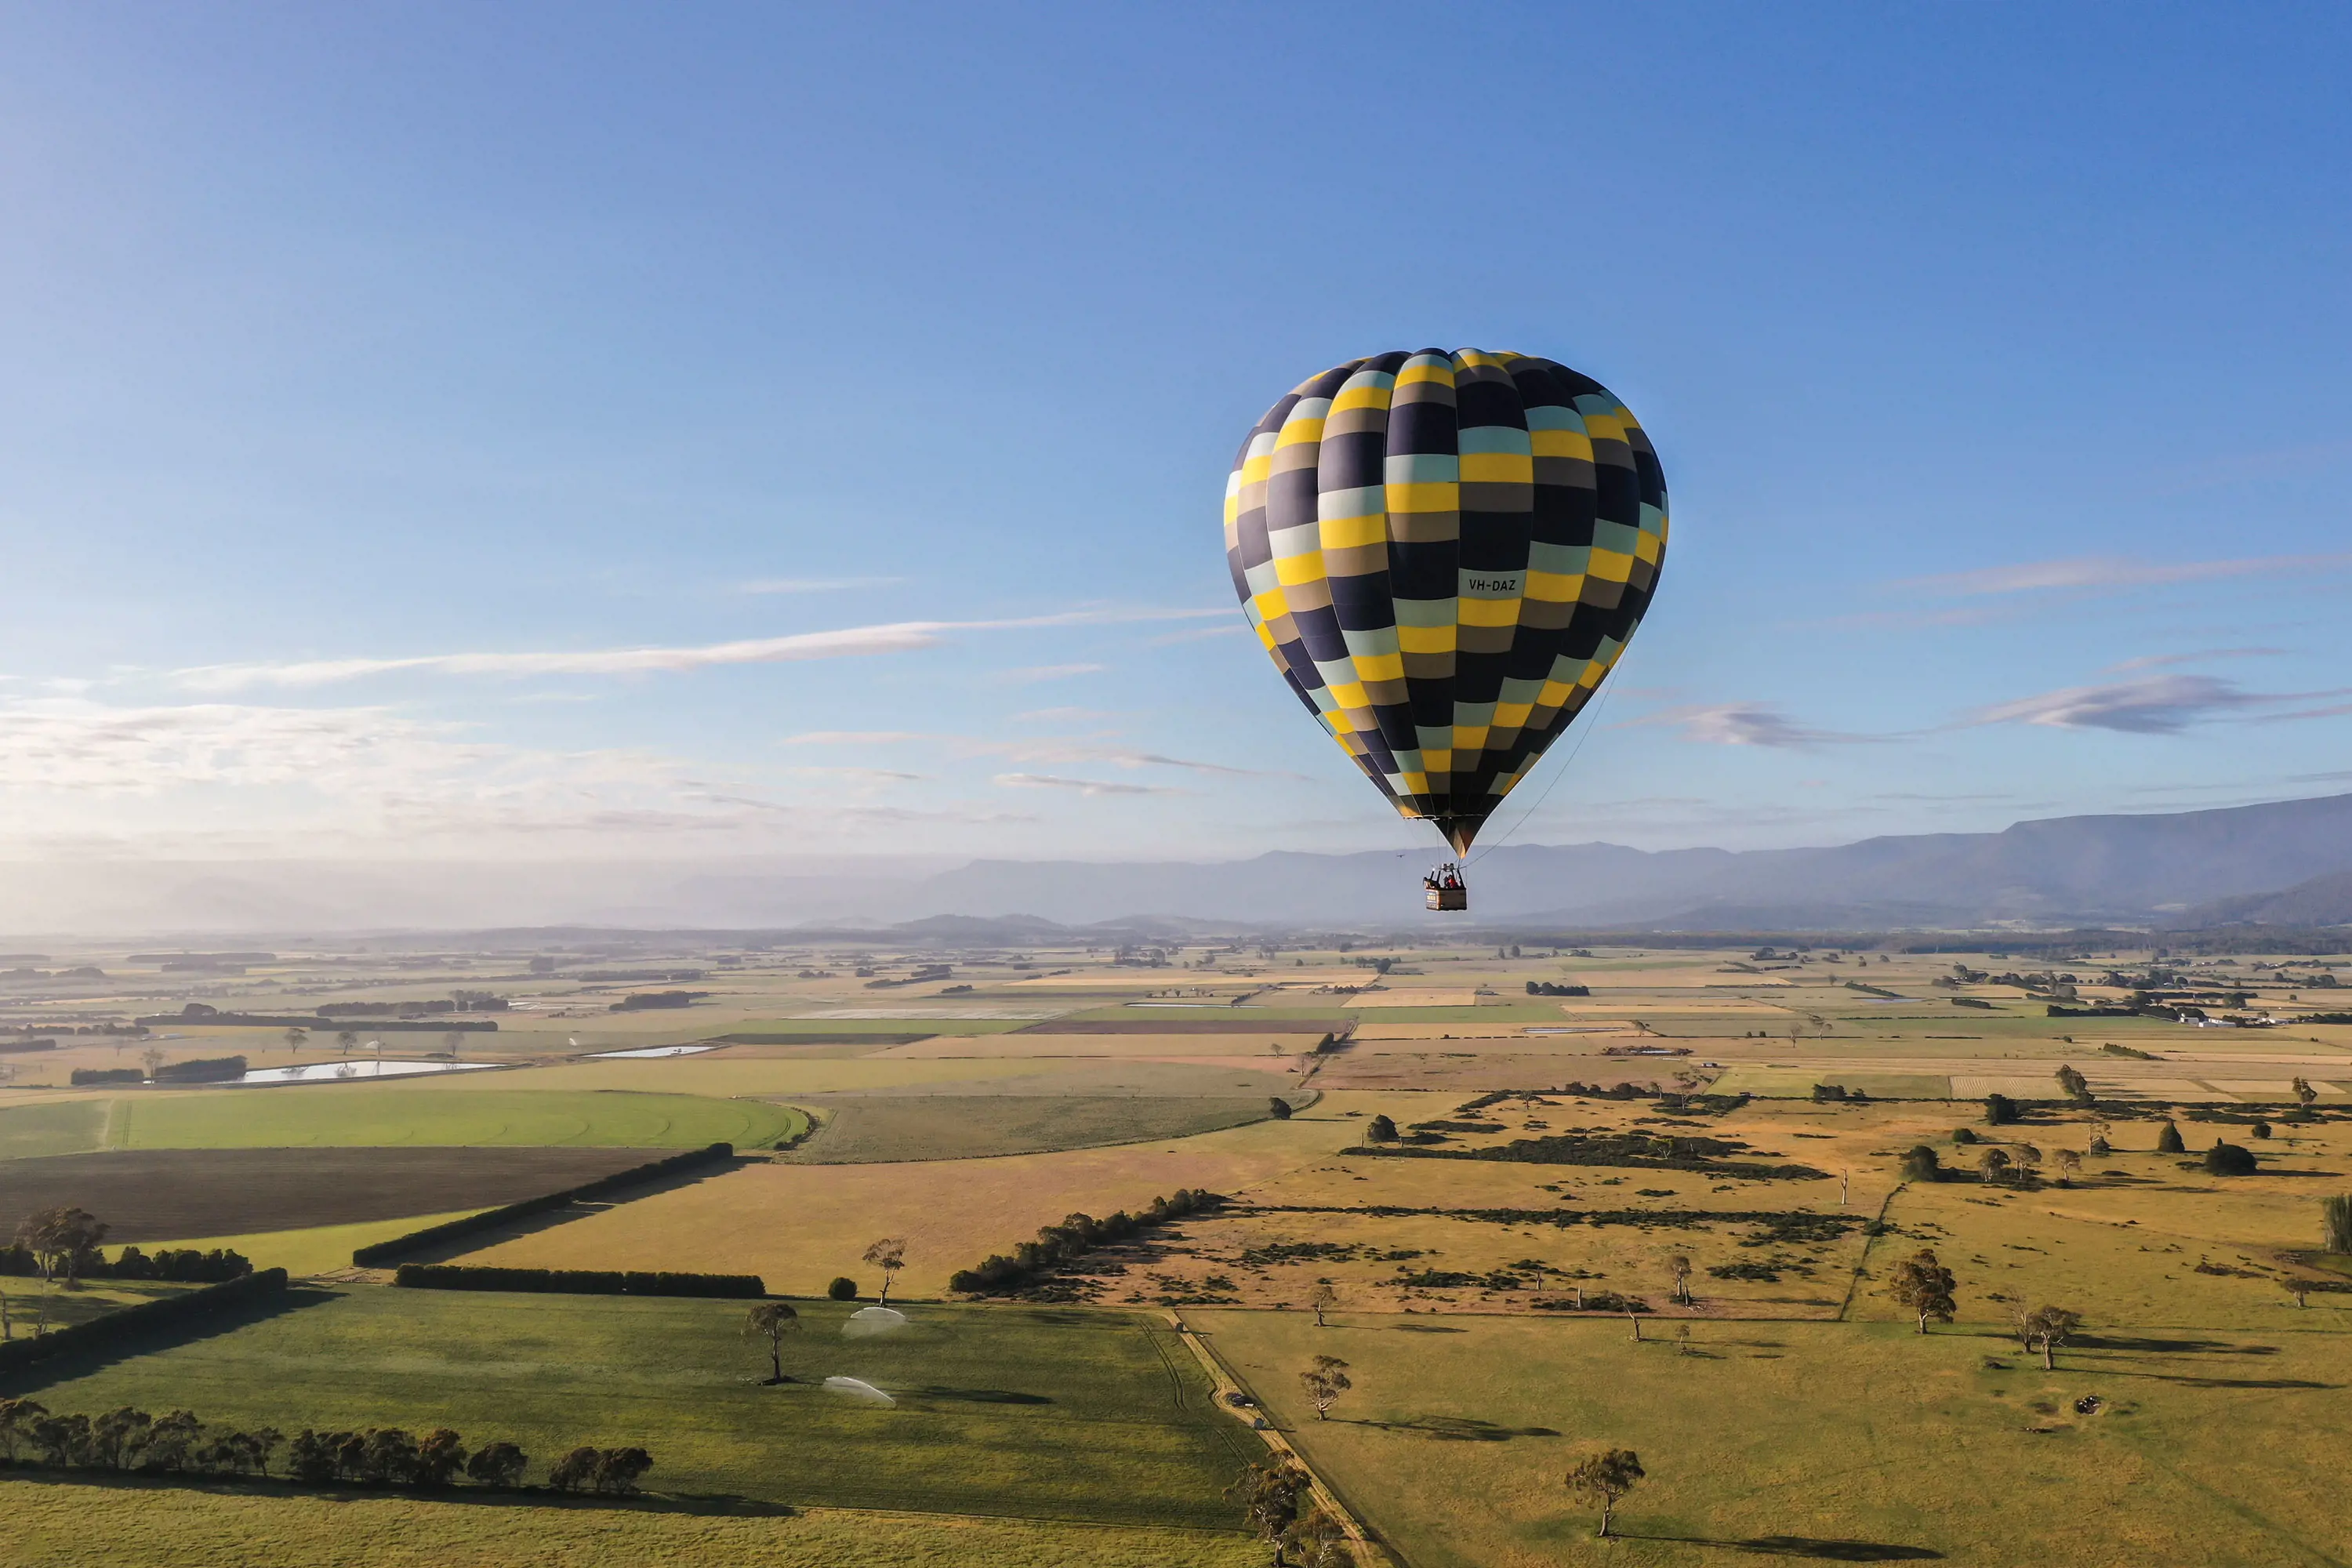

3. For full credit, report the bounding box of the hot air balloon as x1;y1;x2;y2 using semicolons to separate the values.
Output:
1223;350;1666;910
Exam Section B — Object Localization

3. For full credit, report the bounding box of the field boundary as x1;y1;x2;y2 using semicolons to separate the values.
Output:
1172;1311;1404;1568
352;1143;737;1265
0;1268;288;1377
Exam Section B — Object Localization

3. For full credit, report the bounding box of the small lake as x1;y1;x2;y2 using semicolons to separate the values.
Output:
236;1060;502;1085
588;1044;720;1058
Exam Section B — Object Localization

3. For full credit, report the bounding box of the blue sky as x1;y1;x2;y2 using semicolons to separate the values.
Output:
5;4;2352;867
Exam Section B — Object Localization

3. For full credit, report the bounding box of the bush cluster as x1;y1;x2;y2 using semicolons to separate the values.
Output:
0;1245;252;1283
949;1189;1223;1295
1524;982;1590;996
152;1055;248;1083
392;1265;763;1298
68;1068;143;1086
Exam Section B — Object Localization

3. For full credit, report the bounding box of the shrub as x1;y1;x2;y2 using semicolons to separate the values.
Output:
2157;1121;2187;1154
2323;1195;2352;1255
2252;1121;2274;1140
828;1276;859;1301
1984;1094;2020;1126
1951;1127;1978;1145
1268;1097;1294;1120
2203;1141;2257;1177
1367;1115;1398;1143
1899;1145;1941;1181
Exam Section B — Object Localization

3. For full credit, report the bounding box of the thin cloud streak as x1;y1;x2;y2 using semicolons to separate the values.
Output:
736;576;903;594
1629;702;1887;749
1962;673;2352;734
169;608;1225;691
994;772;1189;797
1895;551;2352;598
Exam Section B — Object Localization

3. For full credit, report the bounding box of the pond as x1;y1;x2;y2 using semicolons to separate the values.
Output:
587;1044;720;1058
235;1059;503;1085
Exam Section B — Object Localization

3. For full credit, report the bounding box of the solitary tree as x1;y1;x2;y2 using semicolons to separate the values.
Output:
1984;1093;2020;1126
2157;1120;2187;1154
1564;1447;1646;1539
1886;1249;1958;1334
2024;1305;2082;1370
1269;1096;1294;1120
283;1026;307;1054
2053;1149;2083;1187
2295;1076;2319;1109
1299;1355;1352;1421
862;1238;909;1306
140;1047;165;1079
1668;1254;1693;1307
2054;1065;2092;1105
1366;1115;1398;1143
1900;1145;1941;1181
14;1207;107;1287
1309;1281;1339;1327
1977;1148;2012;1185
334;1030;359;1056
743;1301;801;1383
2323;1194;2352;1255
441;1029;466;1059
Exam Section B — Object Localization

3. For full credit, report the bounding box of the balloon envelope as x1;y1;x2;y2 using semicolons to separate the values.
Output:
1225;350;1666;852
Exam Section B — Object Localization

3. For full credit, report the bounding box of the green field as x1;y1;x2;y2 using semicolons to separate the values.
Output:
13;1287;1261;1530
0;1097;107;1157
786;1094;1275;1163
1197;1309;2352;1567
0;1481;1264;1568
87;1089;807;1150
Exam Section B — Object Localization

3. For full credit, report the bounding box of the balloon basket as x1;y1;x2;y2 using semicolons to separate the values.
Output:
1426;885;1468;912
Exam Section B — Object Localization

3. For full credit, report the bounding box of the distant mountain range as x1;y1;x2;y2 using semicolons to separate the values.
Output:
885;793;2352;932
10;793;2352;938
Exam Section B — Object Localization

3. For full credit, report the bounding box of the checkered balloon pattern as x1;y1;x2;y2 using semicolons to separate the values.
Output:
1224;350;1667;852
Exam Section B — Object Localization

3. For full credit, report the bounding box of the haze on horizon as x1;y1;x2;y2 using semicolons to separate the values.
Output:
5;6;2352;884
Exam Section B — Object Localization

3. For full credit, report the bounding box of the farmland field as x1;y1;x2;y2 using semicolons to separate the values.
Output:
12;1287;1262;1531
100;1088;806;1150
0;1479;1265;1568
1194;1308;2352;1568
786;1094;1279;1163
0;1145;675;1241
459;1110;1352;1296
0;1098;107;1159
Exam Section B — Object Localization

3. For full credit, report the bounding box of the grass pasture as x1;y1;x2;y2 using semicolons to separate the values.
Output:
104;1088;807;1151
0;1146;670;1242
0;1098;108;1159
1195;1308;2352;1568
11;1287;1261;1532
0;1479;1265;1568
786;1094;1278;1163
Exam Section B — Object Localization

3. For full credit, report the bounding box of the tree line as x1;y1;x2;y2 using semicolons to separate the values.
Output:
948;1189;1223;1295
0;1398;650;1496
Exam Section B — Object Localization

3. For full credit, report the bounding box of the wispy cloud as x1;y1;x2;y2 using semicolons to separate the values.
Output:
993;772;1188;797
783;731;927;745
169;608;1223;692
1969;673;2274;733
1632;703;1884;749
1894;551;2352;599
990;662;1108;684
1148;623;1247;646
2103;647;2288;673
737;576;902;594
1012;706;1116;723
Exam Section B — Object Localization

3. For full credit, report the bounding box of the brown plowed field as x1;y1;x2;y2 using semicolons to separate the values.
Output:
1016;1018;1350;1035
0;1146;668;1241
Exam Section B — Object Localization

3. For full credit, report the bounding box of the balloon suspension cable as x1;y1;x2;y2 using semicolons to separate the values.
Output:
1463;681;1620;869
